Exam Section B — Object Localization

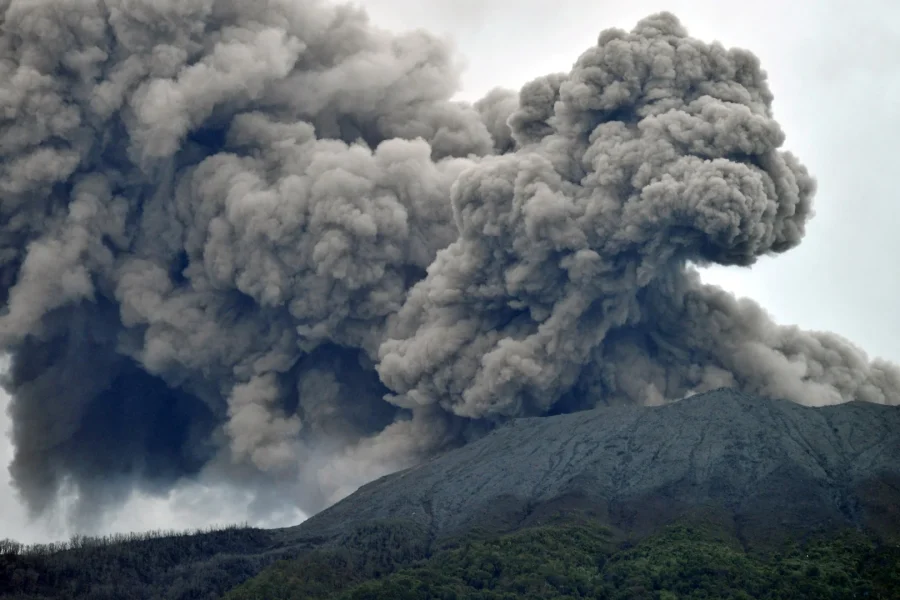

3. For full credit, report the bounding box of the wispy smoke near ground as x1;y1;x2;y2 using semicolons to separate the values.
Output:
1;0;898;529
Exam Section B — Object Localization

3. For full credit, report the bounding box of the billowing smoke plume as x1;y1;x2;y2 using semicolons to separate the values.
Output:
1;1;898;526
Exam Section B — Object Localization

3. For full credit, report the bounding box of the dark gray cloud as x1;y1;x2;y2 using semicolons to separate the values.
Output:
375;13;899;421
0;1;896;527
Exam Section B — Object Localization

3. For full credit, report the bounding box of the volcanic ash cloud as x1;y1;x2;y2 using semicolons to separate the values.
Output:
0;1;896;525
378;14;900;418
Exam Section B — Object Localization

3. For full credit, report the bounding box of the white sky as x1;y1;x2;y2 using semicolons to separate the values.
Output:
2;0;899;543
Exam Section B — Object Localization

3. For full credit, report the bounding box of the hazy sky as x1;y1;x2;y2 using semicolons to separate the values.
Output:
2;0;898;544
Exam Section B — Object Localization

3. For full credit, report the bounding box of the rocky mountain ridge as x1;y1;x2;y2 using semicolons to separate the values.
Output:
291;388;900;546
4;388;899;599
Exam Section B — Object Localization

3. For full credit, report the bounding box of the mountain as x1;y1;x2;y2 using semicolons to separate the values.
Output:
3;389;899;599
292;388;900;546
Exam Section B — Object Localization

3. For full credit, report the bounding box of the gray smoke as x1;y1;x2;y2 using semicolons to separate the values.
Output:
0;1;896;527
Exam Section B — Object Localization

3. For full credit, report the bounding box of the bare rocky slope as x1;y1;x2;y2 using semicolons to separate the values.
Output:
5;388;899;600
288;388;900;547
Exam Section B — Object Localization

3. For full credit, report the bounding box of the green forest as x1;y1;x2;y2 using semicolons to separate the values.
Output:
2;519;898;599
225;520;900;600
0;524;288;599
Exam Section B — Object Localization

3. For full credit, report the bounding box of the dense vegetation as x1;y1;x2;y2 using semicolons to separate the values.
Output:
224;520;432;600
0;525;284;600
2;518;897;599
227;520;900;600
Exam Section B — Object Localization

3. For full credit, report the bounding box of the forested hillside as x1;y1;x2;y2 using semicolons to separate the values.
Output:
2;511;898;598
227;519;900;600
0;525;284;599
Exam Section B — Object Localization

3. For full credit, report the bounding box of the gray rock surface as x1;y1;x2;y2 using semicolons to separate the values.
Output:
290;389;900;542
